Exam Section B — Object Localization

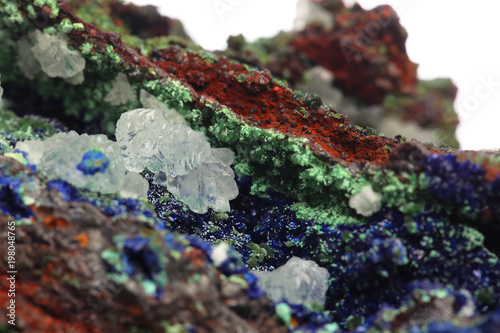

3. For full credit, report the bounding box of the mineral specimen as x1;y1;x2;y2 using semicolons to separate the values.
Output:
140;89;186;124
1;0;500;332
115;108;208;175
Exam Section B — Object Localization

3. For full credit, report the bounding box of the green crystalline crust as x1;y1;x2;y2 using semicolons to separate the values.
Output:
0;109;57;142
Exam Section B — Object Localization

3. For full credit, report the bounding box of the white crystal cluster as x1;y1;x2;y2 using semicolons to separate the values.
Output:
103;72;185;125
17;30;86;85
252;257;330;306
104;73;135;106
348;184;382;217
115;109;238;213
15;131;148;198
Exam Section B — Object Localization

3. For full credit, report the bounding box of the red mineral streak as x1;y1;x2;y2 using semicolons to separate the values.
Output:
152;46;399;164
0;268;102;332
291;5;418;105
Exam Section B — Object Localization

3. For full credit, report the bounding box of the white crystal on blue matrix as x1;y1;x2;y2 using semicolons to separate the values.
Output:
115;108;238;214
167;150;238;213
15;131;148;198
210;242;230;267
252;256;330;306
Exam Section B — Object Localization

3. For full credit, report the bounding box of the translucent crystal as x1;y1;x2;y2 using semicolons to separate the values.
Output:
119;172;149;199
30;30;86;83
104;73;135;106
16;131;125;194
210;242;229;267
64;71;85;85
15;139;47;165
115;108;169;172
115;108;238;213
116;109;210;176
210;147;235;166
252;257;330;306
158;123;211;176
17;37;41;80
140;89;185;124
349;185;382;217
166;152;239;213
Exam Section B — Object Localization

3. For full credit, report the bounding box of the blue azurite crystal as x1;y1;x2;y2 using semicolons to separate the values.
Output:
0;176;33;219
76;149;110;175
423;154;486;214
123;237;163;280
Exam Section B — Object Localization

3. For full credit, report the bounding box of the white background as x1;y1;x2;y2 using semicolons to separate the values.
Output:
130;0;500;150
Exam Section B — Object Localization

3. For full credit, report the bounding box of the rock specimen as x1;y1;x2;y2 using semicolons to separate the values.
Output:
1;0;500;332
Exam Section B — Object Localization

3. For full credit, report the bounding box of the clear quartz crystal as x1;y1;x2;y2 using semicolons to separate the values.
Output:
159;124;211;176
15;139;46;165
210;147;235;166
252;257;330;306
17;37;42;80
115;108;169;172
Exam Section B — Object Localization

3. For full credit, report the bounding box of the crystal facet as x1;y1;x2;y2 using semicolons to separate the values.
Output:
252;256;330;306
166;153;238;213
31;30;86;83
349;185;382;217
140;89;186;124
115;108;238;213
16;131;126;194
